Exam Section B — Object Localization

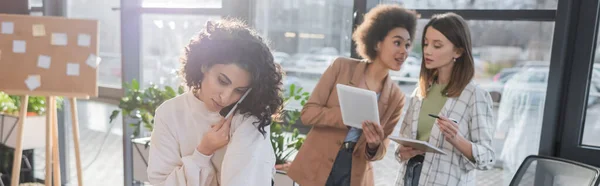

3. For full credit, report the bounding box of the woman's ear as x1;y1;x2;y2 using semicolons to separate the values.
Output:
453;48;464;59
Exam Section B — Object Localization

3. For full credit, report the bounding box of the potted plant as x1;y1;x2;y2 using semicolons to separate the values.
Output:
271;84;310;172
109;79;184;183
0;92;63;149
0;92;63;116
0;92;63;185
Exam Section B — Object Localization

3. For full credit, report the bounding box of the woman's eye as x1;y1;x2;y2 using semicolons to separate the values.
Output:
218;78;228;85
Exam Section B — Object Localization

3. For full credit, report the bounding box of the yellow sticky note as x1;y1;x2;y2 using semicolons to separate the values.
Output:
32;24;46;37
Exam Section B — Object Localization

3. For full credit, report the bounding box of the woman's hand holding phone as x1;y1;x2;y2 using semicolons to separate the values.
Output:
196;117;233;156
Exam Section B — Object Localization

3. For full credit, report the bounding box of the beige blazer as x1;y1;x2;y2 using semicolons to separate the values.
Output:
287;57;405;186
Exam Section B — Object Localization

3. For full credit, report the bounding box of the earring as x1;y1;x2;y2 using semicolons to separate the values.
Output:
453;58;457;62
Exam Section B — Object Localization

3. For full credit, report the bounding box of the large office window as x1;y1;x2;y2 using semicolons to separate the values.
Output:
67;0;122;89
582;35;600;148
254;0;353;110
142;0;221;8
140;14;219;89
397;0;557;9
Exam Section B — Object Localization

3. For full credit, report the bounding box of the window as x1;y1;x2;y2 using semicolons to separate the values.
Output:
29;0;43;8
68;0;122;88
387;0;557;9
142;0;221;8
254;0;353;110
581;31;600;148
140;14;219;89
468;21;553;185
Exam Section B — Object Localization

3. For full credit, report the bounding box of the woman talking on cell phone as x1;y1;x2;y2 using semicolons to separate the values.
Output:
394;13;495;186
146;18;283;186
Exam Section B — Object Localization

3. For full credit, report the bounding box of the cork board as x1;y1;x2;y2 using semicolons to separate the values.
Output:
0;14;99;98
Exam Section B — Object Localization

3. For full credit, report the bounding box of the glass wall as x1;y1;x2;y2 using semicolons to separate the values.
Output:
394;0;557;9
140;14;219;89
582;31;600;148
68;0;122;89
254;0;353;110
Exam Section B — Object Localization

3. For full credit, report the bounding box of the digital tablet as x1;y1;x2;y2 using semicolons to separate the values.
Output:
336;84;379;129
389;136;447;155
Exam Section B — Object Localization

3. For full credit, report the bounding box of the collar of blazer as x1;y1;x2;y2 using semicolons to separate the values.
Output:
346;61;392;108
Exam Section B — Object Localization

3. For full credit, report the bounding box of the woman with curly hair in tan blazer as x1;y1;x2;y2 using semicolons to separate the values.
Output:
287;4;419;186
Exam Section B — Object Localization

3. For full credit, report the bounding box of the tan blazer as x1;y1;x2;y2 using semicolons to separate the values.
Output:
287;57;405;186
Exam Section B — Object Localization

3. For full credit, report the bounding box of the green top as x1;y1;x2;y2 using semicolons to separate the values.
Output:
416;83;448;141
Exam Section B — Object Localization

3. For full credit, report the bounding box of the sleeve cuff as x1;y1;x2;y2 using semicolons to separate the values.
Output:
461;142;495;171
460;142;478;171
365;142;385;161
187;149;213;168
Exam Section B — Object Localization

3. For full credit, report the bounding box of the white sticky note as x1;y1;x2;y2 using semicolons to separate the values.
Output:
67;63;80;76
24;75;41;91
51;33;68;46
37;55;51;69
32;24;46;36
1;22;14;34
78;34;91;47
85;54;100;68
13;40;26;53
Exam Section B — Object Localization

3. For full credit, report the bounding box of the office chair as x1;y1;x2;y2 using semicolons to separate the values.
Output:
509;155;600;186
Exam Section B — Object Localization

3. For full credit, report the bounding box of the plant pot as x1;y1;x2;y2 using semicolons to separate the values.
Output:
0;114;46;149
132;137;151;183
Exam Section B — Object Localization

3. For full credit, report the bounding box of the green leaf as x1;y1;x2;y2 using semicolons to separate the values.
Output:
131;79;140;90
164;86;176;97
289;84;296;96
178;86;185;94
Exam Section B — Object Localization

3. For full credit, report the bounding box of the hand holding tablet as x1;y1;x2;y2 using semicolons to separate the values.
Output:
389;136;447;155
336;84;380;129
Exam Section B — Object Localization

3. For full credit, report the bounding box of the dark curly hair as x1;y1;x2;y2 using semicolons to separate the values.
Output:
352;4;419;61
179;18;284;136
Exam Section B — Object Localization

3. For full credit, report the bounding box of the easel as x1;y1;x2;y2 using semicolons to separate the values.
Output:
8;93;85;186
0;13;98;186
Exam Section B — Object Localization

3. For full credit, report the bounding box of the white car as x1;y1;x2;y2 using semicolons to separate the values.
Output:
272;52;290;64
294;54;337;73
500;67;598;108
